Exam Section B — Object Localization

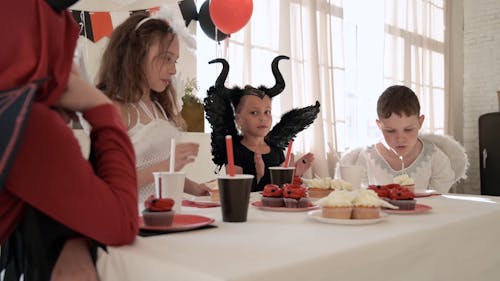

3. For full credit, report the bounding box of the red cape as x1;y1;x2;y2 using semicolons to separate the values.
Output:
1;0;138;244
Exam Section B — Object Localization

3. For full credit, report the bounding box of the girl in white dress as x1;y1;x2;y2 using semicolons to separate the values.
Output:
342;85;456;193
96;10;210;203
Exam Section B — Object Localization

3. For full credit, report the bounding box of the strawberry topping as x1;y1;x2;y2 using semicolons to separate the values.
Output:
144;195;175;212
368;183;401;198
292;176;303;185
283;183;308;199
388;186;415;200
262;184;283;197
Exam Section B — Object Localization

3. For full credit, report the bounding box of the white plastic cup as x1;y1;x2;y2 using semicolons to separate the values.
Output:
153;171;186;212
339;165;363;189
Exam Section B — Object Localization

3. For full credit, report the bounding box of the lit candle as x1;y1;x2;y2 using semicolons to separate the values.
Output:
169;138;175;173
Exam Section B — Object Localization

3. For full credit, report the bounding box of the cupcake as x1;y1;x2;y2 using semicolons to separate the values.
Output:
387;186;416;210
283;183;310;208
261;184;284;207
303;177;352;198
206;180;220;202
393;174;415;192
368;183;399;198
210;189;220;202
292;176;303;185
142;195;175;226
305;176;334;198
317;190;355;219
351;189;383;219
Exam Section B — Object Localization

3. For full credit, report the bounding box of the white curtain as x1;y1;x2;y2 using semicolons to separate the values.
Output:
383;0;447;134
199;0;345;178
197;0;447;178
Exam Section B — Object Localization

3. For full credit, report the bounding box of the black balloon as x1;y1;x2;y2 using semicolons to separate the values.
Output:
198;0;228;42
178;0;198;27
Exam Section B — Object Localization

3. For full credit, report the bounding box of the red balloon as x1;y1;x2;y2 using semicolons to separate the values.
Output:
209;0;253;34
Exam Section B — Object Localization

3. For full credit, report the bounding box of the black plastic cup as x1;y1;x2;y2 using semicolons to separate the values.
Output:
269;167;295;187
218;174;254;222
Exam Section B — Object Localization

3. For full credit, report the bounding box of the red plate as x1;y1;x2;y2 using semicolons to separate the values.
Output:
383;203;432;214
139;214;215;232
251;201;319;212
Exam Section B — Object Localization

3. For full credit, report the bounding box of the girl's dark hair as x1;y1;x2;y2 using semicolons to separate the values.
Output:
377;85;420;119
96;12;185;128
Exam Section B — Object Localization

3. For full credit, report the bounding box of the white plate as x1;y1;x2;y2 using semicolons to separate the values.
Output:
307;210;388;225
188;196;220;207
414;189;441;198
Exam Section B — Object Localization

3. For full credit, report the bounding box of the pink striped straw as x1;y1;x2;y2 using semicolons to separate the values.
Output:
225;135;235;176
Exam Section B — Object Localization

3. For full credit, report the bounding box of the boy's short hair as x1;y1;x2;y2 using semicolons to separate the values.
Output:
377;85;420;119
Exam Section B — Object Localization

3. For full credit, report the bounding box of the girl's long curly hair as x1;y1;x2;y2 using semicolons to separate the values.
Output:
96;12;185;128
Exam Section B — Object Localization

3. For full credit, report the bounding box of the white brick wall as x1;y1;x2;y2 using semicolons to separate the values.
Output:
462;0;500;194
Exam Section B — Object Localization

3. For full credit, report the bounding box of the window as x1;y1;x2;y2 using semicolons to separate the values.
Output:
195;0;447;175
383;0;446;134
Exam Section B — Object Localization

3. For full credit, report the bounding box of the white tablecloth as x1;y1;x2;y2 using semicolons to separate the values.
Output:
97;193;500;281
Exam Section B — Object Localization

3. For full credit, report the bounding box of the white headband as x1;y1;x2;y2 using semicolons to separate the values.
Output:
135;1;196;50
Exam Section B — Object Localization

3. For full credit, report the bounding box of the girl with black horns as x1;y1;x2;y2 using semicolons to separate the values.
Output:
204;55;321;191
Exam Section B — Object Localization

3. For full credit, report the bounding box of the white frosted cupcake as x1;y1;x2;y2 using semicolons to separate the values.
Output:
303;177;333;198
206;180;219;202
317;190;355;219
351;189;384;219
303;177;353;198
393;174;415;192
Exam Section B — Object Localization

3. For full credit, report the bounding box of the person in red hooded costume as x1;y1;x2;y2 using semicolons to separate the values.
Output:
0;0;139;280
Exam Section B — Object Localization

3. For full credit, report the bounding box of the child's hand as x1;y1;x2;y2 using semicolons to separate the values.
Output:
184;179;211;196
254;153;264;183
174;142;199;171
294;153;314;177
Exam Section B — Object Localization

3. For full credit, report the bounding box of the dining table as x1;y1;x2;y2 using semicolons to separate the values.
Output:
97;192;500;281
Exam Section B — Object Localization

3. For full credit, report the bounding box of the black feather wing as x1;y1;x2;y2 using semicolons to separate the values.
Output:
266;101;320;150
204;86;239;167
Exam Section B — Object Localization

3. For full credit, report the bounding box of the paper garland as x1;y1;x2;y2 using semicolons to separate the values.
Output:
70;8;158;42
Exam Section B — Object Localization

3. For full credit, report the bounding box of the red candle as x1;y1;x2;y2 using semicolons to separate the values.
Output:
225;135;235;176
284;140;293;168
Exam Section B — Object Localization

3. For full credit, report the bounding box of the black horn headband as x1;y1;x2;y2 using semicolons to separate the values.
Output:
208;55;289;109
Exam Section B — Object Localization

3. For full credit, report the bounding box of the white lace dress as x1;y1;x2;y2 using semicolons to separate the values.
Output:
127;100;181;203
346;138;455;193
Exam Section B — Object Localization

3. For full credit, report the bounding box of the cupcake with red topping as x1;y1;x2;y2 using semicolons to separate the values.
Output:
387;185;416;210
368;183;400;198
283;183;310;208
261;184;284;207
142;195;175;226
292;176;303;185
